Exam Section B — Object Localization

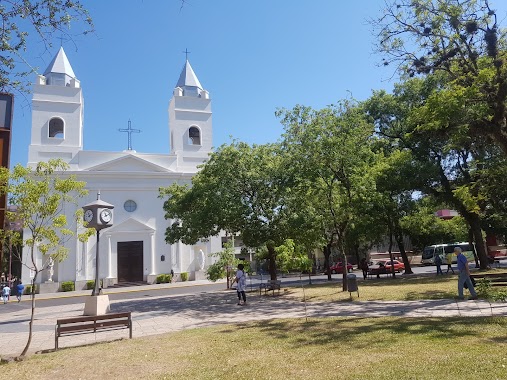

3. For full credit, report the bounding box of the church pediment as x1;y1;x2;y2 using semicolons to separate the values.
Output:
105;217;155;233
85;155;172;173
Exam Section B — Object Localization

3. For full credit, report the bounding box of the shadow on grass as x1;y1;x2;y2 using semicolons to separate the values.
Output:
403;291;456;300
218;316;507;350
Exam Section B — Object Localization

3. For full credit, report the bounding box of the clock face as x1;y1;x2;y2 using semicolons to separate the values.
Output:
84;209;94;223
100;209;112;223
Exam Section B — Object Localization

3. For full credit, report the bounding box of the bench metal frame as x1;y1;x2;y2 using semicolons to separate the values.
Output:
55;312;132;350
259;280;281;296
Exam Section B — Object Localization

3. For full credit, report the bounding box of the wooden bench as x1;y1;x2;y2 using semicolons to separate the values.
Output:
470;273;507;287
367;267;393;279
490;256;507;268
259;280;282;295
55;312;132;350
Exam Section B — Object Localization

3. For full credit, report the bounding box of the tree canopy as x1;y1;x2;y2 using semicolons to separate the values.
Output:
160;142;315;280
0;0;93;93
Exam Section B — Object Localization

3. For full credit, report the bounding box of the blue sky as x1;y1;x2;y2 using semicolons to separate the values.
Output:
10;0;507;168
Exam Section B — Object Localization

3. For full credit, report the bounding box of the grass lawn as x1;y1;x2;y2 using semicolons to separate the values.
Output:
287;269;507;302
2;316;507;380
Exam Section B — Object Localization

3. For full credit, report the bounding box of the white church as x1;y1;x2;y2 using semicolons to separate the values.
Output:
21;47;222;291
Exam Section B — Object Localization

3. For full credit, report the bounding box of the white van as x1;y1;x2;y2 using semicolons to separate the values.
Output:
421;242;475;265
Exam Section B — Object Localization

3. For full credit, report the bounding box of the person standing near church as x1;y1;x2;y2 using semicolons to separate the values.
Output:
455;246;477;300
234;263;247;306
2;283;10;304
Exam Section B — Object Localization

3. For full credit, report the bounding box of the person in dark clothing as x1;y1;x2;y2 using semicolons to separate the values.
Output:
435;255;443;275
360;258;369;280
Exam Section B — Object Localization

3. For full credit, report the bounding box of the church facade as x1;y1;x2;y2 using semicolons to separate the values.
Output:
21;47;221;289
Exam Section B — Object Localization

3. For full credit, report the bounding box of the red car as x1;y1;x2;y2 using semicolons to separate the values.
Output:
381;259;405;273
329;262;353;274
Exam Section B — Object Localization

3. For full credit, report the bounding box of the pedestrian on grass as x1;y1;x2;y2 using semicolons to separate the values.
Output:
16;281;24;303
435;254;443;275
455;246;477;300
360;258;369;280
2;283;10;304
446;251;455;274
234;263;247;306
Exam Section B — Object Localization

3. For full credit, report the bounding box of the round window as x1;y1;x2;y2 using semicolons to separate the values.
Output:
124;200;137;212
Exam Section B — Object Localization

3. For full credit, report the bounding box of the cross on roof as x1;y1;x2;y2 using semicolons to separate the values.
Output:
183;48;191;60
118;119;141;151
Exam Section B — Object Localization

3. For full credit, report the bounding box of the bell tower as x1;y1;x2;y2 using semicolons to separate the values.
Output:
168;59;212;165
28;47;84;166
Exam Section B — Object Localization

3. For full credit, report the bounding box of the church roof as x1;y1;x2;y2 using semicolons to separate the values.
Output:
175;60;203;90
43;46;76;78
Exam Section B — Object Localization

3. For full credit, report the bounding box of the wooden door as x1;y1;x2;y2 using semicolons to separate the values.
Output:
117;241;143;282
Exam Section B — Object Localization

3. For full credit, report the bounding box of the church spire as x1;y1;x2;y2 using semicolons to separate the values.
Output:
44;46;76;78
175;60;203;91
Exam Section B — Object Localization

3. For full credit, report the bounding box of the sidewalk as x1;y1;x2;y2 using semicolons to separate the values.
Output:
1;281;506;358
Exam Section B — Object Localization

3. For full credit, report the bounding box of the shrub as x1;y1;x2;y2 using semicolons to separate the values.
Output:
86;280;95;290
477;278;507;301
156;274;173;284
25;284;37;295
61;281;75;292
180;272;188;282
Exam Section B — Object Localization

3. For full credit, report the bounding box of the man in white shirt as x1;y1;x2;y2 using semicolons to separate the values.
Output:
2;284;11;304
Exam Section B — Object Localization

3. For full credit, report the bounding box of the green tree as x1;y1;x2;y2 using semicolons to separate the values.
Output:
365;76;492;268
400;196;469;250
366;149;425;275
206;242;238;289
372;0;507;155
257;239;313;283
0;159;93;358
160;142;313;281
279;102;376;289
0;1;94;93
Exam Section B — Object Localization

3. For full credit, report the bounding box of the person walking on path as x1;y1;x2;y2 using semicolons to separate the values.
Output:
2;283;10;304
435;254;443;275
446;251;455;274
16;281;24;303
234;263;247;306
455;246;477;300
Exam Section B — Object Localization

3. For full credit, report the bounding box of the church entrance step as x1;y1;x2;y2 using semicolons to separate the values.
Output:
108;281;148;289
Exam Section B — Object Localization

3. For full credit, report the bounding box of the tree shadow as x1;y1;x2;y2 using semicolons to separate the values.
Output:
216;315;506;350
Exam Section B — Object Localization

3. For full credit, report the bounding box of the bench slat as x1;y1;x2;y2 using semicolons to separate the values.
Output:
57;312;131;325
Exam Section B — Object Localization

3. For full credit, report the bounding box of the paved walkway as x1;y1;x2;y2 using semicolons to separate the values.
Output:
1;280;506;358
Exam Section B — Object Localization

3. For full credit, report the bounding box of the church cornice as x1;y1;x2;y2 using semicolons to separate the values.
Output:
32;99;81;105
173;108;211;114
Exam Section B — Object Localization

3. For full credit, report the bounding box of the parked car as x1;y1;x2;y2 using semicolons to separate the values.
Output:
329;262;354;274
382;259;405;273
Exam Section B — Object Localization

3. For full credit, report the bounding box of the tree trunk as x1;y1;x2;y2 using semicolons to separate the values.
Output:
353;244;360;269
342;251;348;292
323;244;332;281
388;230;396;279
394;224;413;274
20;273;37;358
467;215;489;270
267;243;277;281
468;228;480;268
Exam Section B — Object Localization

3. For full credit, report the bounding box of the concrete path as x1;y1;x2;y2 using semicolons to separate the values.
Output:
1;281;506;358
